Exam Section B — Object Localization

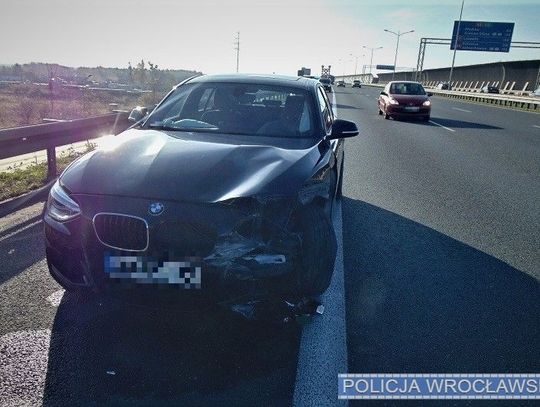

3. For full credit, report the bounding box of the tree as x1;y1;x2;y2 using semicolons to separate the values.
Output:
147;61;161;104
15;99;36;125
134;59;147;88
127;62;133;84
13;64;23;82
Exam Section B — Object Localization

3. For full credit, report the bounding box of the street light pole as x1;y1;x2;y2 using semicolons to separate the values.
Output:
384;29;414;81
449;0;465;87
234;31;240;73
349;54;360;79
363;46;383;76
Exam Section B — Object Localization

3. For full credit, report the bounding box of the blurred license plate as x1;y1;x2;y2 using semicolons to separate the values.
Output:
404;106;419;112
104;254;202;288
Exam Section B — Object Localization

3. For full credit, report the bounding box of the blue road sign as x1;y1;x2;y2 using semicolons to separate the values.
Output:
451;21;514;52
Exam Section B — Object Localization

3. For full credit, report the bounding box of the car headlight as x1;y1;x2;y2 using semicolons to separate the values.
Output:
46;180;81;222
388;97;399;105
422;100;431;106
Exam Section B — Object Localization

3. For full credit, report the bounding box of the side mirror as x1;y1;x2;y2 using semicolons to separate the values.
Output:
327;119;359;140
427;92;433;97
380;91;387;96
128;106;149;122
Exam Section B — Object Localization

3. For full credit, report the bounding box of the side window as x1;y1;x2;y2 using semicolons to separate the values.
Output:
198;88;215;112
317;87;332;134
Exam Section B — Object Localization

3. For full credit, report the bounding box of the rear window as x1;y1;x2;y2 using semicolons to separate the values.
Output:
144;82;316;138
390;82;426;95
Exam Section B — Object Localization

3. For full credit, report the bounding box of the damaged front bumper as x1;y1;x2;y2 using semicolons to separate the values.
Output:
44;193;303;300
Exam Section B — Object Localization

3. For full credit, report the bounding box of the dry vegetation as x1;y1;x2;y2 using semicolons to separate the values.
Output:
0;83;161;128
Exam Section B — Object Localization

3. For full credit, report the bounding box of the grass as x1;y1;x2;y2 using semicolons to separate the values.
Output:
0;143;96;202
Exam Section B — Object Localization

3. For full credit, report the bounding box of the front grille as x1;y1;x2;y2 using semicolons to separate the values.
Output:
93;213;148;251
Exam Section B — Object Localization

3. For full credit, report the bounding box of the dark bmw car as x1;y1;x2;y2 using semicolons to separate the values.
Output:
319;77;332;92
378;81;432;121
43;74;358;303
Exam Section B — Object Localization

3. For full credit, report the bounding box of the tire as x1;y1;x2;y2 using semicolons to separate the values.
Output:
423;115;430;122
337;156;344;198
293;205;337;296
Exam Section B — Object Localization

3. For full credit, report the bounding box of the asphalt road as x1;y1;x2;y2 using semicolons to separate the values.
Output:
1;86;539;406
337;86;540;404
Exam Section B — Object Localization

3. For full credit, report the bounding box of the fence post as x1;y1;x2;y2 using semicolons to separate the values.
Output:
47;146;57;180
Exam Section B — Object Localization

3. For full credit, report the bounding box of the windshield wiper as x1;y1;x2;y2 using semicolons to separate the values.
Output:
148;123;183;131
148;123;220;132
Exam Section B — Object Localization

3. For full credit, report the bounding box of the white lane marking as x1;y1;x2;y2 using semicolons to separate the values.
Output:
46;289;65;307
293;200;348;406
331;90;337;118
534;125;540;129
429;120;456;132
452;107;471;113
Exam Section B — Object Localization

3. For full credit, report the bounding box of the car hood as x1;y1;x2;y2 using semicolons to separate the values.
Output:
60;129;326;203
390;94;429;105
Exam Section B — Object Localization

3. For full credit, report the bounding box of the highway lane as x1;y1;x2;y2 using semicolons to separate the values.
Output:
339;85;540;279
335;86;540;398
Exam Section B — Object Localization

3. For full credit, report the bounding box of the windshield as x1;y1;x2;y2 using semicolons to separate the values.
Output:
144;82;316;138
389;82;426;95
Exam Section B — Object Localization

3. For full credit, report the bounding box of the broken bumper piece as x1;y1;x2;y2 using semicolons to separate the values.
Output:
226;297;325;323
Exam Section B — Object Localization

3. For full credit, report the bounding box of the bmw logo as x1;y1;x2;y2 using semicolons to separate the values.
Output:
148;202;165;216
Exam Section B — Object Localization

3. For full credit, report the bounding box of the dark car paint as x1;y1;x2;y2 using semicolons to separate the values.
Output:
44;74;347;299
480;86;500;94
61;129;336;203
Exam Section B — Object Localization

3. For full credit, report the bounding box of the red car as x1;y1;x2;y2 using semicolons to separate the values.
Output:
378;81;432;121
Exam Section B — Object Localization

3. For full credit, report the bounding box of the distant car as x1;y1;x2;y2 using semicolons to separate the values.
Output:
43;74;360;303
480;85;499;94
352;80;362;88
319;77;332;92
436;82;451;90
378;81;432;121
337;80;345;87
529;87;540;97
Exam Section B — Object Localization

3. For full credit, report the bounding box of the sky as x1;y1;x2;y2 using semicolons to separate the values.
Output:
1;0;539;76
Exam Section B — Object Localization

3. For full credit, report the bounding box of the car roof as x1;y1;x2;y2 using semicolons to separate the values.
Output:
388;81;423;85
186;73;318;91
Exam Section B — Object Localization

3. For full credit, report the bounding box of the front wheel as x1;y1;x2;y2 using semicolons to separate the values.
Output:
423;115;430;122
293;205;337;296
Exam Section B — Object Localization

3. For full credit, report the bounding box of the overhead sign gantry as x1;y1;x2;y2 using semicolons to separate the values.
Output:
451;21;514;52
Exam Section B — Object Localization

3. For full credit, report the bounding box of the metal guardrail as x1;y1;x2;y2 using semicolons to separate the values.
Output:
0;111;131;179
426;89;540;111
